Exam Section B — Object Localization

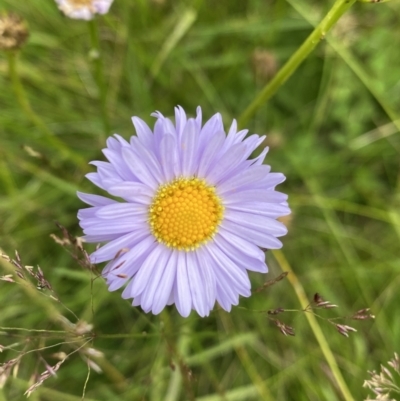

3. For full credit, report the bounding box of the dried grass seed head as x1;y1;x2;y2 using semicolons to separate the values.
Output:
0;13;29;51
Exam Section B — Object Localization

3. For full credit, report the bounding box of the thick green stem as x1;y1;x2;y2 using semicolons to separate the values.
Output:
7;51;85;167
88;19;110;139
238;0;357;128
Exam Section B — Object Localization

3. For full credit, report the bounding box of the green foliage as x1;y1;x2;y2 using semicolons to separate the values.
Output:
0;0;400;400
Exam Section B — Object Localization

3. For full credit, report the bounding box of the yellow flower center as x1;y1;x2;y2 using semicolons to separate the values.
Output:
69;0;93;6
149;177;224;251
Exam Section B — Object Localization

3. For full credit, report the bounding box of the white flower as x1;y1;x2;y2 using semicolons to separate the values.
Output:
55;0;114;20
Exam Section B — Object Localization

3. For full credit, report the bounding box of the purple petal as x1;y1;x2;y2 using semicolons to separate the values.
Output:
226;202;291;218
108;235;156;278
255;172;286;189
82;219;147;236
222;220;283;249
222;189;288;205
131;245;170;300
77;192;116;207
175;252;192;317
214;233;267;273
186;252;208;317
175;105;187;139
195;106;202;130
103;239;157;290
217;165;271;194
107;182;154;203
102;149;135;181
131;117;154;150
196;130;226;178
95;203;147;219
85;172;107;190
140;250;173;310
197;113;223;155
218;228;265;262
90;230;148;263
152;251;178;314
78;206;101;220
252;146;269;166
194;248;216;311
205;243;251;297
224;210;288;237
105;136;121;151
214;268;238;310
181;119;198;177
82;233;121;243
91;161;118;182
113;134;130;147
159;133;179;181
121;147;159;189
130;137;164;183
206;142;248;184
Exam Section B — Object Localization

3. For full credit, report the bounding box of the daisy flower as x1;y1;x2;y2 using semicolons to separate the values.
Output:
78;107;290;317
55;0;114;20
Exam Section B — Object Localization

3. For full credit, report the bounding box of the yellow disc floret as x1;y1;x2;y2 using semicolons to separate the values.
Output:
148;177;224;251
69;0;93;5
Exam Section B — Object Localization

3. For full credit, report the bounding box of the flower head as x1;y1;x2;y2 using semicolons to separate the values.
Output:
78;107;290;317
55;0;114;20
0;13;29;51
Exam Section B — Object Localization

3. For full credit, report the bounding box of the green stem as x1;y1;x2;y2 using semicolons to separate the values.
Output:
88;18;110;140
161;311;194;401
163;325;192;401
6;51;85;168
218;312;276;401
238;0;357;128
357;0;392;2
0;156;17;195
273;250;355;401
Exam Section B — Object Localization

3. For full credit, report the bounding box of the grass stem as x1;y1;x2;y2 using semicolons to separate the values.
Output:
238;0;357;127
218;311;276;401
162;312;194;401
272;249;355;401
6;51;85;168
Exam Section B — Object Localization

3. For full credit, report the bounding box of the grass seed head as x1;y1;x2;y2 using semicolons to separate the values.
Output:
0;13;29;51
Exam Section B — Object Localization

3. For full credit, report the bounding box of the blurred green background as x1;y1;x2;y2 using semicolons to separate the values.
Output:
0;0;400;400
